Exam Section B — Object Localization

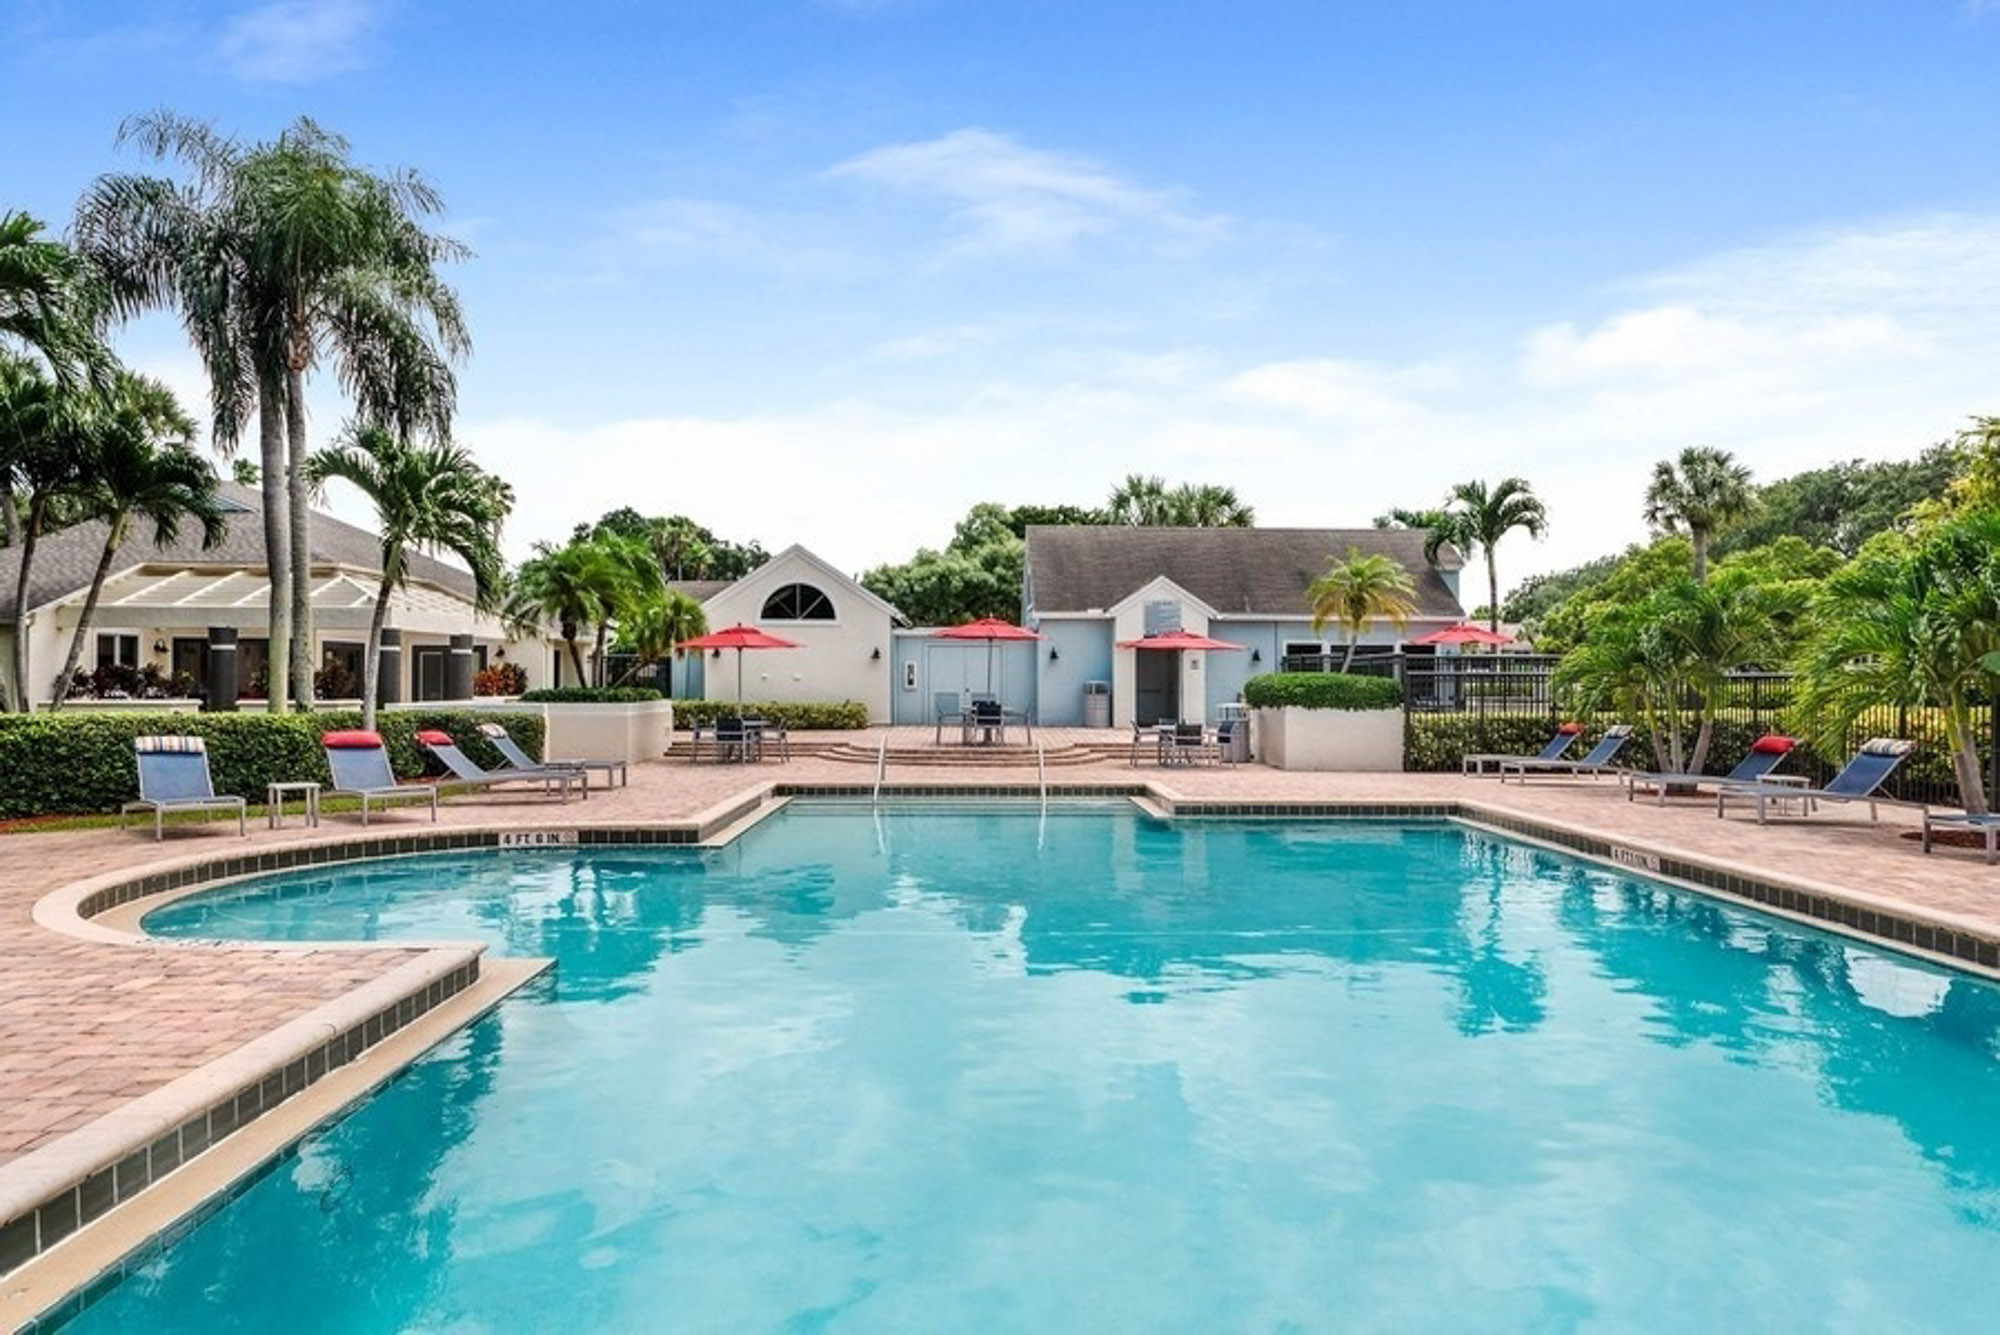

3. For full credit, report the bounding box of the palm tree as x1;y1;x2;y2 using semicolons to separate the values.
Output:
1644;447;1754;584
1429;478;1548;633
1108;473;1170;525
613;590;709;689
643;515;713;581
1792;512;2000;814
1373;506;1451;533
50;373;224;709
1166;482;1255;526
76;112;469;711
0;212;112;389
506;537;648;687
311;425;510;730
0;354;91;711
1307;546;1418;670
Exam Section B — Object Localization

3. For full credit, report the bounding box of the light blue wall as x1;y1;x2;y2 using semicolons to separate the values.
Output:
890;635;1039;724
1032;620;1113;726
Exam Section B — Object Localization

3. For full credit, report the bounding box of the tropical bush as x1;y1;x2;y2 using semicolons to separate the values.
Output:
1243;673;1402;711
671;699;870;730
65;663;198;700
0;709;543;818
474;662;529;696
518;686;664;704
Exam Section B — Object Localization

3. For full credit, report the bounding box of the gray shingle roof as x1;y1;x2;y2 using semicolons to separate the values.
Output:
1024;526;1465;620
667;580;734;605
0;482;476;618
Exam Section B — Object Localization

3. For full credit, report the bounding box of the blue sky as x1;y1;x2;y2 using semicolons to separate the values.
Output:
7;0;2000;587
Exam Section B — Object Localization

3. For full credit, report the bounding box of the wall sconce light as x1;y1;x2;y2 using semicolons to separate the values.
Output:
1049;646;1060;662
711;649;722;659
1250;649;1262;663
152;639;168;654
870;647;882;660
494;646;507;660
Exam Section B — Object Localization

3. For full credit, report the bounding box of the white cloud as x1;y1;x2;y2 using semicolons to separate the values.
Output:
826;128;1227;259
217;0;378;83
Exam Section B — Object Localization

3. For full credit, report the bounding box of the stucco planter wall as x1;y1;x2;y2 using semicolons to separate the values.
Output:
538;700;674;765
1254;707;1404;771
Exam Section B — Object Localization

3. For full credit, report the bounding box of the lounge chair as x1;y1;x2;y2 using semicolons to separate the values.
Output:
477;722;627;793
1463;724;1581;776
417;730;581;801
323;730;440;826
1498;725;1634;783
1624;735;1800;806
1716;738;1922;825
121;736;246;841
1923;811;2000;865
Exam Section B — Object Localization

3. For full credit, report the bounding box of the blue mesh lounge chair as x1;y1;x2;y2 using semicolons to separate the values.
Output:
476;722;627;794
323;730;439;827
122;736;246;841
1499;725;1634;783
1463;725;1581;776
417;730;580;802
1716;738;1922;825
1624;735;1799;806
1923;811;2000;865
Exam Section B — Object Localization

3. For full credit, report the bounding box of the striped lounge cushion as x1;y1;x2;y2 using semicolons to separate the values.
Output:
134;735;205;755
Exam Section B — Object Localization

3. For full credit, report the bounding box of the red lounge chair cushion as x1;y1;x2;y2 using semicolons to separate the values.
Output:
415;730;456;747
1557;722;1584;735
322;730;384;749
1750;735;1797;754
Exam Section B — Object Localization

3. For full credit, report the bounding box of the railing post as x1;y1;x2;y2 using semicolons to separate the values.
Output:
1990;696;1999;809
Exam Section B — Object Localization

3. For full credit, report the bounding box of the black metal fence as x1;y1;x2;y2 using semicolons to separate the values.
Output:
1281;652;1994;809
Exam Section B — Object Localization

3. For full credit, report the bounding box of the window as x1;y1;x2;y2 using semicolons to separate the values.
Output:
760;583;835;621
95;633;140;670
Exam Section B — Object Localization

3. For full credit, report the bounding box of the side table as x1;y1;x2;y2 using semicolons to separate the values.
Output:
267;780;321;829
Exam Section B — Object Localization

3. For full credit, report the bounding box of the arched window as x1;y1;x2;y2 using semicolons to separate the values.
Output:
761;583;835;621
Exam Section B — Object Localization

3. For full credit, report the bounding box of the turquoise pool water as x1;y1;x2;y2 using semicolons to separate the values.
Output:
61;808;2000;1332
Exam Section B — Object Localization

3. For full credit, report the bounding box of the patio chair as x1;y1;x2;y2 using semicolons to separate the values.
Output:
967;698;1006;746
934;691;965;745
1498;725;1634;783
323;730;440;826
1463;724;1581;776
1717;738;1922;825
714;715;758;763
1131;719;1168;766
1923;810;2000;865
1165;722;1220;765
417;730;580;801
743;716;790;762
477;722;627;793
121;736;246;841
1624;735;1799;806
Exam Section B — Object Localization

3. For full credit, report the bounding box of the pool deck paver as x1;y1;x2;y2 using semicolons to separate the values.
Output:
0;731;1989;1192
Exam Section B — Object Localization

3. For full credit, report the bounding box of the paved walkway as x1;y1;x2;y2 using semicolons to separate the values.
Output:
0;742;1988;1181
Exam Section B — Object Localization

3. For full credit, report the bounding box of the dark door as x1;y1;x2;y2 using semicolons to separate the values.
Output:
1134;651;1178;725
413;646;449;701
172;638;207;694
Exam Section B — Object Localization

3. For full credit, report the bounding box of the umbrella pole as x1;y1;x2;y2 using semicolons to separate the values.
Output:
736;649;745;706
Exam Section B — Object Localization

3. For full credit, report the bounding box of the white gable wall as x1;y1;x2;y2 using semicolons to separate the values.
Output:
699;547;895;722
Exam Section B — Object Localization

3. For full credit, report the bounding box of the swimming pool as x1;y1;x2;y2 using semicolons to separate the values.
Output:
58;807;2000;1330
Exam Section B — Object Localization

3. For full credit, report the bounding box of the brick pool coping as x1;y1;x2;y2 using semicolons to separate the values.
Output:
2;759;1995;1312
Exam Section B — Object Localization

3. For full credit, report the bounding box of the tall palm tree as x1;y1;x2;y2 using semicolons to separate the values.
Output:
506;537;648;687
76;112;469;711
1167;482;1255;526
50;373;224;709
1644;446;1754;584
1373;506;1451;533
0;212;112;389
643;515;713;581
311;425;510;730
1107;473;1170;525
1307;546;1418;670
1429;477;1548;633
0;354;91;711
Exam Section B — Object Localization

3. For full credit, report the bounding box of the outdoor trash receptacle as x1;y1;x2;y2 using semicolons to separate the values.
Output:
1083;680;1111;728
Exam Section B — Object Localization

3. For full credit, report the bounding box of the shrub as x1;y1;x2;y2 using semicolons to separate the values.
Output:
672;699;870;731
314;657;359;700
0;709;545;818
518;686;663;704
475;662;529;696
1243;672;1402;711
65;663;197;700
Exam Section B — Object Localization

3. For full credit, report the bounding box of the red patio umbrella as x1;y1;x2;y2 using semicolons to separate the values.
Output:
1115;628;1247;652
676;623;803;705
1410;622;1516;648
932;617;1044;695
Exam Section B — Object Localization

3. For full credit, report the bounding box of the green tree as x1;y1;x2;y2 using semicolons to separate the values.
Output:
1719;442;1961;557
0;211;112;390
50;373;224;709
1428;477;1547;633
612;590;708;688
0;354;91;710
506;534;658;687
1792;512;2000;814
77;112;468;710
1106;474;1254;526
310;425;510;730
1644;446;1754;584
1306;546;1418;670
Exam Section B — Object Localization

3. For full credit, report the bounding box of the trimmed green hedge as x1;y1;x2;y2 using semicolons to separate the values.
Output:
1243;672;1403;711
672;699;870;731
0;709;545;818
518;687;664;704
